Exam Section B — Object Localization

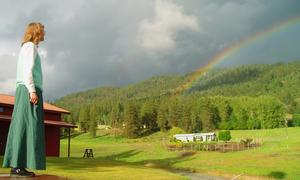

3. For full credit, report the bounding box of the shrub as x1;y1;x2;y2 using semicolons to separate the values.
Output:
218;130;231;142
292;114;300;126
168;127;186;136
240;138;253;147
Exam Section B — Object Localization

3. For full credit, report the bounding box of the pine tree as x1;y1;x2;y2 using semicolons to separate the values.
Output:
157;102;169;131
110;107;118;128
222;103;233;129
190;110;202;133
79;106;90;132
200;99;219;132
123;102;140;138
168;98;181;127
182;103;191;132
232;108;248;130
140;100;158;132
89;104;98;138
78;108;85;132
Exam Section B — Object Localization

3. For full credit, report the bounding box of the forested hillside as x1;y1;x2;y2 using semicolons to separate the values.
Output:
54;61;300;138
188;62;300;104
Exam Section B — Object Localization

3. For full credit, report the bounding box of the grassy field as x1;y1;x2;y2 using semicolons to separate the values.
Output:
1;127;299;179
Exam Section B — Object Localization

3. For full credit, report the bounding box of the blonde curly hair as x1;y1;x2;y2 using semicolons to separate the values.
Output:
21;22;45;46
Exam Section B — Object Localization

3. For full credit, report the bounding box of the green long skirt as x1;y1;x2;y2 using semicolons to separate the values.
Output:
2;84;46;170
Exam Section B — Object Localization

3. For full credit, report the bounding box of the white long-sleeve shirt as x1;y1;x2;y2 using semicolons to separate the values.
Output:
16;41;43;93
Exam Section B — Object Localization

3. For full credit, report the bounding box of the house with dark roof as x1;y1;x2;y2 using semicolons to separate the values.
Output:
0;94;77;158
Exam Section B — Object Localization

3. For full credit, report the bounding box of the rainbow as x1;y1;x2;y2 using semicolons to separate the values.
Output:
172;15;300;96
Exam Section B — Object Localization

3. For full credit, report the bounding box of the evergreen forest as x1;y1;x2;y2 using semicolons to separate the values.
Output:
54;61;300;138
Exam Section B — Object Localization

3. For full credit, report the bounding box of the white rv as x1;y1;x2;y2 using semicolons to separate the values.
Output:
174;132;216;142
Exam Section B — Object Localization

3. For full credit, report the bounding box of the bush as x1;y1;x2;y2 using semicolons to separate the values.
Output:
218;130;231;142
240;138;253;147
292;114;300;126
168;127;186;136
169;137;182;143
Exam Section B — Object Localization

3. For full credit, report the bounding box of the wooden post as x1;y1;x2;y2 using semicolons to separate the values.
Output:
68;128;71;160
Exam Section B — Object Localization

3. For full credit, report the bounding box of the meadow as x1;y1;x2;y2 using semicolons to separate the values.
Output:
1;127;299;179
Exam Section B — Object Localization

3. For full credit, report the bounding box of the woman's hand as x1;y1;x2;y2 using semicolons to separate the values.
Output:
30;92;38;105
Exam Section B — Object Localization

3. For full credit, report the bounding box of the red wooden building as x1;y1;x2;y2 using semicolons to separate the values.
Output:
0;94;77;158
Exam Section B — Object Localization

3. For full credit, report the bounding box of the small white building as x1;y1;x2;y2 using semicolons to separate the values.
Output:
173;134;195;142
174;132;216;142
194;132;216;141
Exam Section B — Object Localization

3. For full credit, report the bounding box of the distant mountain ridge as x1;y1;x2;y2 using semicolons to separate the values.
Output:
55;75;185;109
55;60;300;107
187;61;300;101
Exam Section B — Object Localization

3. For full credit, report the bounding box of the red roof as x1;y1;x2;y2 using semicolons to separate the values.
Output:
0;115;77;128
44;119;77;128
0;94;70;114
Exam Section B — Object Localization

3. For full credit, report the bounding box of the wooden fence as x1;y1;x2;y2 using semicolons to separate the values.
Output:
166;141;261;152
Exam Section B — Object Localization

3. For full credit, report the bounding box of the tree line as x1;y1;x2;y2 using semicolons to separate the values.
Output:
61;95;286;138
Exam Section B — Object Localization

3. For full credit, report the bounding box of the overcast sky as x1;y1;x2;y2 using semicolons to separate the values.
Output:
1;0;300;100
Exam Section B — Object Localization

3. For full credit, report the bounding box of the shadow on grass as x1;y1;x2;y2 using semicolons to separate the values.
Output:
104;149;141;160
268;171;286;179
1;150;222;179
0;174;68;179
46;149;196;173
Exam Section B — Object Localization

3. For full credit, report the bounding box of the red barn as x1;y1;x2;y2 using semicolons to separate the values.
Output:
0;94;77;158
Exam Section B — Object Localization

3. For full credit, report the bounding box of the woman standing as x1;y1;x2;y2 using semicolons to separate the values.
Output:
2;22;46;177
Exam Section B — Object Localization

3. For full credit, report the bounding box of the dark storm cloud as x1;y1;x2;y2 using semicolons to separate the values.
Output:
0;0;300;100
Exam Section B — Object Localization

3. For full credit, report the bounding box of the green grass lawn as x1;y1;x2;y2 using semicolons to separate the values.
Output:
174;127;300;179
1;127;300;179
